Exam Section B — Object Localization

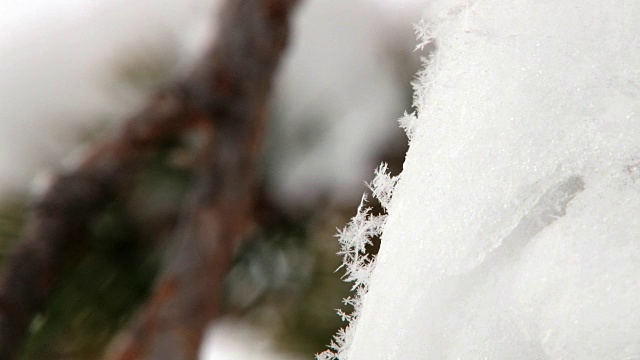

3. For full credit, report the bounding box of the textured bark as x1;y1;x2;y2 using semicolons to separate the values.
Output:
0;0;300;359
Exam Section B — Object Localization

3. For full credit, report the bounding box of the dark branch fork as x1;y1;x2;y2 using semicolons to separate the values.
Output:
0;0;300;359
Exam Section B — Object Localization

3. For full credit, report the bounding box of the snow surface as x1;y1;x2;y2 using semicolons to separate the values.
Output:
321;0;640;359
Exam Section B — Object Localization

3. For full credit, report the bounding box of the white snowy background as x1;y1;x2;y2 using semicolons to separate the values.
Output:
0;0;423;203
324;1;640;359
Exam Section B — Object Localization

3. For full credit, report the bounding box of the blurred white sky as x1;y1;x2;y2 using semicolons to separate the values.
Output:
0;0;427;197
0;0;96;41
0;0;219;192
0;0;422;38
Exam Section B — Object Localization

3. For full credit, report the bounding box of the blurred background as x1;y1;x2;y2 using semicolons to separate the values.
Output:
0;0;428;358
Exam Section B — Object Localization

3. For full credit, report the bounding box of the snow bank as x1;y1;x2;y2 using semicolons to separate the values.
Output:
322;1;640;359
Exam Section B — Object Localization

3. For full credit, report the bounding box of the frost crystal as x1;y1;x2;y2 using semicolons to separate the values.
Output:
317;166;398;360
398;111;417;140
413;18;436;51
367;163;399;210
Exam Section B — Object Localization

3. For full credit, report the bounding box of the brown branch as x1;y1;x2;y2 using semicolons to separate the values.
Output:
106;0;301;358
0;83;198;359
0;0;300;358
106;2;301;358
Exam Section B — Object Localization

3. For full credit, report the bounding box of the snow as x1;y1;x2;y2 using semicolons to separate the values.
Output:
322;0;640;359
318;169;395;360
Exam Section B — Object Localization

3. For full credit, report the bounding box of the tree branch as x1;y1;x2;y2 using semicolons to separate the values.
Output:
108;1;300;358
0;82;198;359
0;0;300;358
